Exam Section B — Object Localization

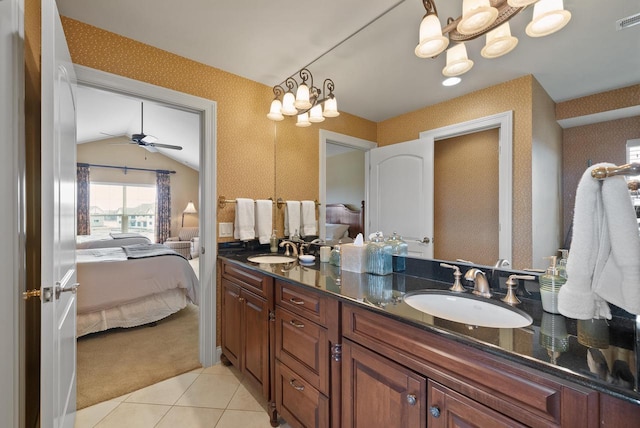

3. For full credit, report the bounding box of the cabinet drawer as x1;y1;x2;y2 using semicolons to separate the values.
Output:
342;303;572;426
276;280;327;325
276;307;329;395
222;261;272;298
275;360;329;428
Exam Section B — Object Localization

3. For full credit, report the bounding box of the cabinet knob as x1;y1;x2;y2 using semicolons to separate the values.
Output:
238;297;245;303
429;406;441;418
406;394;417;406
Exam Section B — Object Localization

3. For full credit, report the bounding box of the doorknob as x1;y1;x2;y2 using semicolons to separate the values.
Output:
55;282;79;299
418;237;431;244
22;289;41;300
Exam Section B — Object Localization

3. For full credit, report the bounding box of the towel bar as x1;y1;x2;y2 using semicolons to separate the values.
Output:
591;163;640;180
276;198;321;209
218;196;273;209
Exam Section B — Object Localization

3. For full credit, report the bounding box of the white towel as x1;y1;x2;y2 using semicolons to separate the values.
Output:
233;198;255;241
284;201;301;238
301;200;317;237
255;200;273;245
558;163;640;319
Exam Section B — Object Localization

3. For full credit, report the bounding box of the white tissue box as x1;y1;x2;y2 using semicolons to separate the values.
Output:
341;243;367;273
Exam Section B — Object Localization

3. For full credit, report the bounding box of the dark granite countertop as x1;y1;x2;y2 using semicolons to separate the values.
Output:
218;248;640;406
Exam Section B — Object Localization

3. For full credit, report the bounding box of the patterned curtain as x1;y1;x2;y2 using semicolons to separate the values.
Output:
77;164;91;235
156;172;171;243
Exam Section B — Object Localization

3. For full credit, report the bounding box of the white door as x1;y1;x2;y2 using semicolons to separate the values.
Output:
41;1;78;427
369;138;433;258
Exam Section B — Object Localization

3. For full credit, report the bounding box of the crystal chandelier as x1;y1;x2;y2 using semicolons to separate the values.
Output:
415;0;572;77
267;68;339;127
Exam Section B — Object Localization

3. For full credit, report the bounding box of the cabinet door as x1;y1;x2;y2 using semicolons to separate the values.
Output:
221;278;242;368
342;340;426;428
428;381;526;428
243;288;270;398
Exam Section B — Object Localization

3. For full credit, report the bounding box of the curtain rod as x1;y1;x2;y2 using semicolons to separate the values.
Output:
77;162;176;174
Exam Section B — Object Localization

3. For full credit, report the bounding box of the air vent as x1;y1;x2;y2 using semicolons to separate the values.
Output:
616;12;640;30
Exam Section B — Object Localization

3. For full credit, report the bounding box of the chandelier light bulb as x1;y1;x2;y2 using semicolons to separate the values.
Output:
308;104;325;123
281;92;298;116
322;96;340;118
442;43;474;77
481;22;519;58
457;0;498;35
415;14;449;58
294;84;312;110
296;112;311;127
267;99;284;121
526;0;571;37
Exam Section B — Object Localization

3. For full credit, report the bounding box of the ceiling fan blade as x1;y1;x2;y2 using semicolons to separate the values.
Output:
141;134;158;144
147;142;183;150
142;145;159;153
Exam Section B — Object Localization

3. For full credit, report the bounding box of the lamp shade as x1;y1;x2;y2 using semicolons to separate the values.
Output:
442;43;474;76
183;201;197;214
267;99;284;121
481;22;519;58
526;0;571;37
296;112;311;127
281;91;298;116
308;104;325;123
294;83;312;110
415;14;449;58
322;96;340;117
457;0;498;35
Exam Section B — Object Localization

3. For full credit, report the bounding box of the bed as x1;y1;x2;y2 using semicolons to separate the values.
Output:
76;243;199;337
76;232;152;249
325;201;365;244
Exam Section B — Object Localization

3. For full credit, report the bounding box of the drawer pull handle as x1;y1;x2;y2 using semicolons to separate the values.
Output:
429;405;440;418
289;297;305;305
407;394;417;406
289;320;305;328
289;379;305;391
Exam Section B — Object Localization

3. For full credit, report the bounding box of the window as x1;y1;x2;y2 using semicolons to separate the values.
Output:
89;183;157;240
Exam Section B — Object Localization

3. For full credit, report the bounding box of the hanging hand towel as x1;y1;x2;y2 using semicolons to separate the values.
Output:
233;198;255;241
255;199;273;245
558;163;640;319
301;200;317;237
284;201;301;238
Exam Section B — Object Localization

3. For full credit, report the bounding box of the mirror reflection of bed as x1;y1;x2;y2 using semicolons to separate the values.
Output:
324;202;365;244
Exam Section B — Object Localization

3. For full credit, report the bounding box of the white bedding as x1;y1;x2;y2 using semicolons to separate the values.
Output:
76;246;199;335
76;234;152;249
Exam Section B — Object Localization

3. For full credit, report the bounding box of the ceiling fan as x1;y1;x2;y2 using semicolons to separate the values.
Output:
126;102;183;151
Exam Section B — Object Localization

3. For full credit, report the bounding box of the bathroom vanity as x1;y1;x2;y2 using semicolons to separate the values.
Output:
218;252;640;427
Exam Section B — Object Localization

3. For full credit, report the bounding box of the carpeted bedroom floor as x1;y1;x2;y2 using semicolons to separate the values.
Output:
77;257;201;410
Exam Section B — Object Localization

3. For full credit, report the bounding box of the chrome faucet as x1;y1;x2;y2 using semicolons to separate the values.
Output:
494;259;510;268
464;268;491;298
279;240;299;257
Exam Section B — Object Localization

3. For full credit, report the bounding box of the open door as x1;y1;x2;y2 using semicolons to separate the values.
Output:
40;1;78;426
368;138;433;258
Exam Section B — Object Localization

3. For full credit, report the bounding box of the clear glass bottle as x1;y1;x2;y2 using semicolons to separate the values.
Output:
329;244;341;267
385;231;408;272
366;232;393;275
539;256;566;314
270;230;278;253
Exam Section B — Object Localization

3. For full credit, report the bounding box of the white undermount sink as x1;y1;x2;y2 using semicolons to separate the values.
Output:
403;290;533;329
247;255;297;264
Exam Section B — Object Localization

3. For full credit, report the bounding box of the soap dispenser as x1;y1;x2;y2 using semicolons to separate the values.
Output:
540;256;566;314
557;249;569;279
270;230;278;253
366;232;393;275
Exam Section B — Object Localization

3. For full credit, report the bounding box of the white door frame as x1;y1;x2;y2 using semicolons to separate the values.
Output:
419;111;513;263
1;0;24;426
319;130;377;239
73;65;218;366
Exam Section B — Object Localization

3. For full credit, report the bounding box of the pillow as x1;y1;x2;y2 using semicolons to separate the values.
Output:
325;223;350;240
178;227;199;241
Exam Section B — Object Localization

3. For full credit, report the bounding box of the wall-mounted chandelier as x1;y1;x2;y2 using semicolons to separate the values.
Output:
267;68;339;127
415;0;571;77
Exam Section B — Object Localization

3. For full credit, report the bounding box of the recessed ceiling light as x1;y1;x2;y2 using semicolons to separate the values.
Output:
442;77;461;86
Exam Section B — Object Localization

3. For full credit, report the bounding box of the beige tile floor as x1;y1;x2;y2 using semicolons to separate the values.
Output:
75;363;292;428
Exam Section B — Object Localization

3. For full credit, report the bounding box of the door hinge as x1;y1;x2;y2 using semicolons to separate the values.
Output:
330;343;342;362
269;310;276;322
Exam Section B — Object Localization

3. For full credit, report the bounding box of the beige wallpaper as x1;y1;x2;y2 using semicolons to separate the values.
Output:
556;84;640;120
77;139;200;236
377;75;534;267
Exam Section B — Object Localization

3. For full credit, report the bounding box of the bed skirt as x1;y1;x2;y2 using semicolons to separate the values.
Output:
77;288;189;337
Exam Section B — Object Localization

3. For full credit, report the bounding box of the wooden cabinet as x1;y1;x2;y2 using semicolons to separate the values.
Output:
220;261;276;426
342;339;426;428
274;279;341;428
